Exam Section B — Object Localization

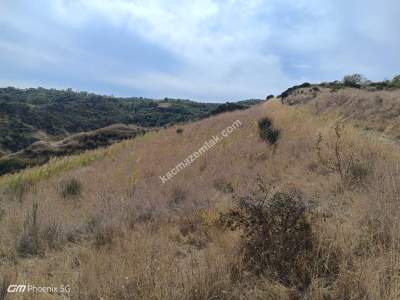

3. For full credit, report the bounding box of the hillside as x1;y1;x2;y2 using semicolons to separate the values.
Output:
0;87;263;154
0;93;399;299
0;124;147;175
280;83;400;141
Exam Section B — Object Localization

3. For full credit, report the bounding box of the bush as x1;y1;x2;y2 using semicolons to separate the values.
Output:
343;74;367;87
391;75;400;88
266;94;274;100
176;128;183;134
0;157;29;176
220;184;337;290
312;86;320;92
258;117;280;145
61;178;82;198
210;102;247;115
279;82;311;99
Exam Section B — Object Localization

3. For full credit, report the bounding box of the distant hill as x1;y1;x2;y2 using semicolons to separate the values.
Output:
0;87;262;154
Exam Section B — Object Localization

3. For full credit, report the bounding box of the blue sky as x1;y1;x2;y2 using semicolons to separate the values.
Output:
0;0;399;102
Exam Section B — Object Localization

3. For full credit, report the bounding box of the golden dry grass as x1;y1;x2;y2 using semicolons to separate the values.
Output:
282;87;400;140
0;100;399;299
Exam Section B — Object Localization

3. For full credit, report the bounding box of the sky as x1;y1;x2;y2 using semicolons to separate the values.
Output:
0;0;399;102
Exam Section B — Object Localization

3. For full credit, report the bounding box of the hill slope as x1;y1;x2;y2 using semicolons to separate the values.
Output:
0;124;147;175
280;85;400;140
0;87;220;153
0;87;263;153
0;97;399;299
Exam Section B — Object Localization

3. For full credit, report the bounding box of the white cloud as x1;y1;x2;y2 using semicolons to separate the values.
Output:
1;0;399;100
71;0;290;98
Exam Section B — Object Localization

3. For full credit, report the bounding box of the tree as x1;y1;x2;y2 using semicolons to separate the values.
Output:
343;74;368;87
392;75;400;88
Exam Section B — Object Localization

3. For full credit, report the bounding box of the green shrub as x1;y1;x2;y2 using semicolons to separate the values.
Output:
391;75;400;88
210;102;247;115
0;157;29;176
343;74;367;87
61;178;82;198
279;82;311;98
258;117;280;145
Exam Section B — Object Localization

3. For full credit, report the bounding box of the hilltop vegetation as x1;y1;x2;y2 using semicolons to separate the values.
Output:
0;87;262;154
279;74;400;141
279;74;400;100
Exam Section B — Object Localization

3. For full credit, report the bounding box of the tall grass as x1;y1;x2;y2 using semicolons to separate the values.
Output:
0;139;130;192
0;101;399;299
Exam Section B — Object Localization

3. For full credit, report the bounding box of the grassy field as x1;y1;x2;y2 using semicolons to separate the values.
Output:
0;100;399;299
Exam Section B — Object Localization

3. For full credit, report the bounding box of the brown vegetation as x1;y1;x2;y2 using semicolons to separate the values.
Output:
0;99;399;299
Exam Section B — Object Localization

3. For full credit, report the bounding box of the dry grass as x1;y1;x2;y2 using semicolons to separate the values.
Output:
0;100;399;299
282;86;400;140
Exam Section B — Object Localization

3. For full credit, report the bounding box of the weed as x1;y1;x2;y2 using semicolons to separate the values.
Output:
61;178;82;198
315;122;376;187
16;203;40;257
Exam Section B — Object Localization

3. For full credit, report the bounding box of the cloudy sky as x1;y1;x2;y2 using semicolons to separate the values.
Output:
0;0;399;101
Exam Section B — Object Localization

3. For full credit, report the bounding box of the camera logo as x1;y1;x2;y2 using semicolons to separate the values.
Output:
7;285;26;293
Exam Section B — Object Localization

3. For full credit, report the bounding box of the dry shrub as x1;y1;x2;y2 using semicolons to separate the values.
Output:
178;212;212;249
42;221;64;251
16;203;40;257
86;214;123;248
15;203;66;256
213;178;234;194
168;186;187;209
221;182;338;291
7;177;32;203
315;122;376;188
